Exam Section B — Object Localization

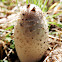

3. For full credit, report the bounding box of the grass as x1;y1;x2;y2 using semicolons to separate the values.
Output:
48;22;62;28
2;0;5;2
47;13;62;18
5;25;14;30
42;0;48;12
26;0;49;12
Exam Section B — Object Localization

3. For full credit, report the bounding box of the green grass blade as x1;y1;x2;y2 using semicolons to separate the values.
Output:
2;0;5;2
26;0;29;4
33;0;37;5
47;13;62;18
57;24;62;28
5;25;14;30
49;0;53;5
40;0;44;9
42;0;48;12
48;22;57;25
16;0;18;5
49;3;58;10
48;22;62;28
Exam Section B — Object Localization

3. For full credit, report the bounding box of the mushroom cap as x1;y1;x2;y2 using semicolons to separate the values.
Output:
14;4;49;62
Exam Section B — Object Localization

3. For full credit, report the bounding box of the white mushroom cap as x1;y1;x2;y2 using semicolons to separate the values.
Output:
14;4;49;62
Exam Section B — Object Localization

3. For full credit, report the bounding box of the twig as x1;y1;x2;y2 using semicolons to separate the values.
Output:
48;35;62;41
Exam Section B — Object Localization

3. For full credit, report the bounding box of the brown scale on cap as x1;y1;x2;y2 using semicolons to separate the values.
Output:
22;13;25;16
31;7;36;12
14;4;49;62
27;4;30;8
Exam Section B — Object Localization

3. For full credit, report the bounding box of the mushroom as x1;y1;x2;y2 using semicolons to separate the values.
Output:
14;4;49;62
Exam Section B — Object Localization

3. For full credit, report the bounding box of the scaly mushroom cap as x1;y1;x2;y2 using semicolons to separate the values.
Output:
14;4;49;62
